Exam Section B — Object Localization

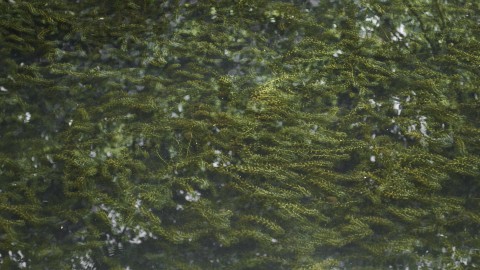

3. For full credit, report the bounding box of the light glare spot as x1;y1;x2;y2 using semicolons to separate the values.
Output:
333;50;343;57
185;191;201;202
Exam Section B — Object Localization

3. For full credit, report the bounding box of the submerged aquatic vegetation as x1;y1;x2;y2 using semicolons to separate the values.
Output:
0;0;479;269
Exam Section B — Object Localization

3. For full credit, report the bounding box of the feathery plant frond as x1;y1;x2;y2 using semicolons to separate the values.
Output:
0;0;479;269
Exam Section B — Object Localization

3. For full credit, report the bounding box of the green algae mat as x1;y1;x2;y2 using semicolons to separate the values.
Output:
0;0;479;269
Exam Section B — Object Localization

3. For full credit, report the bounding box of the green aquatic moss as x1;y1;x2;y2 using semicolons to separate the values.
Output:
0;0;479;269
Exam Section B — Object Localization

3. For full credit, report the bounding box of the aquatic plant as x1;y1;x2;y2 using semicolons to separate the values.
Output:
0;0;479;269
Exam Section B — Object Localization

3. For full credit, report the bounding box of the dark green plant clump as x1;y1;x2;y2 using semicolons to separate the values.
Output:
1;0;479;269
